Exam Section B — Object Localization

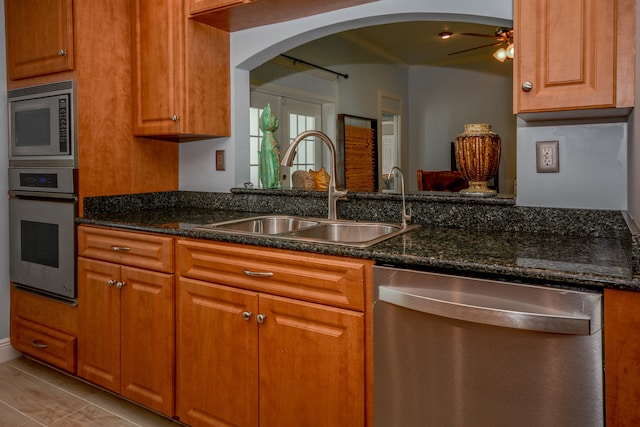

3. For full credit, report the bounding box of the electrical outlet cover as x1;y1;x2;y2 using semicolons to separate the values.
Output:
536;140;559;173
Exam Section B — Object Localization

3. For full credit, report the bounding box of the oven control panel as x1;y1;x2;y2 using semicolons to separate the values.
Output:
19;172;59;189
9;168;76;196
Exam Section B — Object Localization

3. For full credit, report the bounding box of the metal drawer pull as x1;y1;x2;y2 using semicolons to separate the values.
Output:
32;340;48;349
110;246;131;252
242;268;274;278
242;311;253;321
116;281;126;289
256;314;266;324
107;279;116;287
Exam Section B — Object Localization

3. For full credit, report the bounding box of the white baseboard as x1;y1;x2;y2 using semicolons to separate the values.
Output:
0;338;21;363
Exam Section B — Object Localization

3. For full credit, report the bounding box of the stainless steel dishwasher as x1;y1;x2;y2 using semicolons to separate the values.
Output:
373;266;603;427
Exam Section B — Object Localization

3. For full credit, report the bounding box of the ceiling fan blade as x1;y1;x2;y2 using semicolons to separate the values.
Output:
448;42;502;56
460;32;501;40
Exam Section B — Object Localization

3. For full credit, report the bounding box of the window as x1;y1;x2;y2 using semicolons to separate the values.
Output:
287;113;317;175
250;92;324;188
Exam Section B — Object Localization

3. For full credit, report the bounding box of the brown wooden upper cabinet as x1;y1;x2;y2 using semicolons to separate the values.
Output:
190;0;377;32
5;0;74;80
514;0;634;114
189;0;252;15
131;0;230;140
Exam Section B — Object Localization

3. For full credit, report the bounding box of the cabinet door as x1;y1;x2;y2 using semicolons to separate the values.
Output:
176;277;259;427
77;257;121;392
604;288;640;426
514;0;615;112
258;294;365;427
132;0;230;138
131;0;184;135
5;0;74;80
120;266;175;416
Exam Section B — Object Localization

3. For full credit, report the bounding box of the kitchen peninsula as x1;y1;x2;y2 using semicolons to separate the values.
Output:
6;188;636;426
74;188;640;425
69;188;640;425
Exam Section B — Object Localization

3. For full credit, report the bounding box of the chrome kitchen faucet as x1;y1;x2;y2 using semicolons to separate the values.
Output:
281;130;348;220
387;166;412;227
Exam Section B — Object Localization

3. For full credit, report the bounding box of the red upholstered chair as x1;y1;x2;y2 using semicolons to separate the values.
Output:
417;170;469;192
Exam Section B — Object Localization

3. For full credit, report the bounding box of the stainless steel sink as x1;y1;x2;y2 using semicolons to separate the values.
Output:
195;215;320;235
194;215;419;247
288;222;401;243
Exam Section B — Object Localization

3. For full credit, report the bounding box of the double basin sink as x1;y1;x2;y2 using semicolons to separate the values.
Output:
195;215;419;247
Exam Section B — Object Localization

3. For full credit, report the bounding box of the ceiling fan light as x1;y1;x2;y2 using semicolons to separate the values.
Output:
493;47;507;62
438;31;453;40
506;43;515;58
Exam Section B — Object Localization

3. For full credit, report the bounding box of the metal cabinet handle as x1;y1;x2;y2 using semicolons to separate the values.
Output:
31;340;48;348
116;281;126;289
110;246;131;252
521;81;533;92
58;49;67;56
107;279;117;287
171;115;179;122
242;311;253;321
242;268;274;278
256;314;266;324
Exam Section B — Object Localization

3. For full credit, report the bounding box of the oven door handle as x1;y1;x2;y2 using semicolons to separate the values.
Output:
378;286;593;335
10;190;76;200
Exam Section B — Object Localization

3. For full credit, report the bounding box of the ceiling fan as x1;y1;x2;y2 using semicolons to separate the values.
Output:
447;27;514;62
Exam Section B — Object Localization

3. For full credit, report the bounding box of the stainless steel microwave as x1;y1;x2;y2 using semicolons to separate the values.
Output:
8;80;77;168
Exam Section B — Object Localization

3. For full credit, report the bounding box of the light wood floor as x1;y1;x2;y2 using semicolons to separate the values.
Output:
0;356;180;426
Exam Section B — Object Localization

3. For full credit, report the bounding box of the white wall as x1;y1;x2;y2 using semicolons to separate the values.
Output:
517;121;628;210
0;0;11;353
628;3;640;222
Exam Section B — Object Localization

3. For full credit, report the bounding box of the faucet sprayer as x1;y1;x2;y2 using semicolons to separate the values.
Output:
387;166;412;227
280;130;348;220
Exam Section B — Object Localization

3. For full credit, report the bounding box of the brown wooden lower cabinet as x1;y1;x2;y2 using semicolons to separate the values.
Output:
10;286;78;373
175;238;369;427
605;288;640;426
31;226;640;426
176;276;365;427
77;253;175;416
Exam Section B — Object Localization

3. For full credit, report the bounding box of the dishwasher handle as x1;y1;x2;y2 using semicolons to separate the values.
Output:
378;286;593;335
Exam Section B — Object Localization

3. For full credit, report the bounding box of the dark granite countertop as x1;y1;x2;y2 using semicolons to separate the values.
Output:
78;190;640;292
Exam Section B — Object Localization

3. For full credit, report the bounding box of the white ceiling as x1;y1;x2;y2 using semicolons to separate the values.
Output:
282;21;513;76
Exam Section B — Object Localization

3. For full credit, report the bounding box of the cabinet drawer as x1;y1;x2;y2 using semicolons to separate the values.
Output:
177;239;370;311
11;317;76;373
78;226;174;273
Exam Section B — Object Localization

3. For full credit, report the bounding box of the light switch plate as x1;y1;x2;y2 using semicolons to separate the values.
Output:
215;150;226;171
536;140;559;173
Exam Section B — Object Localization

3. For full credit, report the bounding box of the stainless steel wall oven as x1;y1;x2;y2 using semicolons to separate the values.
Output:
8;81;78;301
9;168;77;301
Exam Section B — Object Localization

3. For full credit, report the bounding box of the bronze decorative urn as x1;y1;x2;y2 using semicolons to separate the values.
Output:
455;123;501;196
